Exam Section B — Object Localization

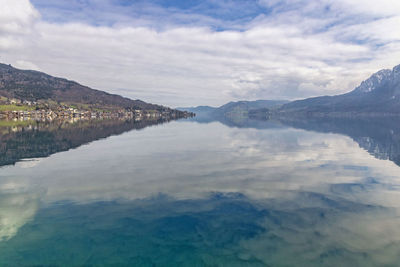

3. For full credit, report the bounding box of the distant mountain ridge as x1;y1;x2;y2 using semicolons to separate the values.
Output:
0;63;173;111
180;105;217;114
275;64;400;116
183;64;400;118
178;100;289;117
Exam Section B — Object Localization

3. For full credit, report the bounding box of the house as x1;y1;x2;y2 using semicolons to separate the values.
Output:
10;98;21;104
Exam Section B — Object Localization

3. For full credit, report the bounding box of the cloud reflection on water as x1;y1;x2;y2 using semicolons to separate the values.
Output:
0;120;400;265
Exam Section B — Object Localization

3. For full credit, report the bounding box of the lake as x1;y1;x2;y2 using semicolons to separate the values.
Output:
1;116;400;266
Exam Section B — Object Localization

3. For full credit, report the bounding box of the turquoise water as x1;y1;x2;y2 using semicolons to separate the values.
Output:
1;118;400;266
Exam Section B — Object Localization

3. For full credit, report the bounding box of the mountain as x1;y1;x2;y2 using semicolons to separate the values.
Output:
178;100;288;117
0;63;174;112
178;105;217;114
275;64;400;116
216;100;289;117
352;69;392;94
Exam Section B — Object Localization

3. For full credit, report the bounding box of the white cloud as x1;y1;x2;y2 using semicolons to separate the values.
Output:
0;0;400;106
14;60;41;71
0;0;39;33
333;0;400;16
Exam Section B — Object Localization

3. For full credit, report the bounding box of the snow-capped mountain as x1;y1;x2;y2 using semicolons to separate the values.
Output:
276;64;400;115
352;64;400;96
352;69;392;93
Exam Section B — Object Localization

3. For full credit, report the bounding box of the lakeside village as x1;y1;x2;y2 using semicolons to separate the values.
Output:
0;97;193;121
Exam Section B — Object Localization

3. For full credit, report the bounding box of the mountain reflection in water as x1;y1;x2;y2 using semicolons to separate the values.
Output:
0;117;400;266
276;116;400;166
0;117;173;167
190;114;400;167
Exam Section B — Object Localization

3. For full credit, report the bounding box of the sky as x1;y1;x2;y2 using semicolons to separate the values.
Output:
0;0;400;107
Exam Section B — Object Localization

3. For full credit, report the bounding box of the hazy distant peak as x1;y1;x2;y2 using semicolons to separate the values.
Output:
353;69;391;94
393;64;400;80
393;64;400;72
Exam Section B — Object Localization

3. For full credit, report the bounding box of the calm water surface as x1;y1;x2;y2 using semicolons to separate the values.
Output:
1;118;400;266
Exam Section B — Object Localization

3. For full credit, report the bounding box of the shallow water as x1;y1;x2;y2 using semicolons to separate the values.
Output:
1;117;400;266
